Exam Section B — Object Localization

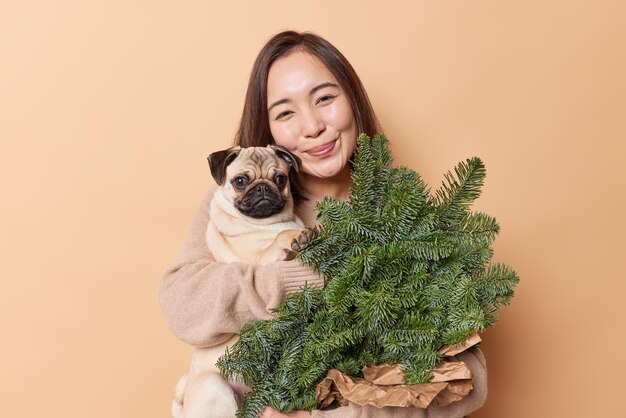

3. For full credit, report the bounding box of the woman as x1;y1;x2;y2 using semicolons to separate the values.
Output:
159;30;487;418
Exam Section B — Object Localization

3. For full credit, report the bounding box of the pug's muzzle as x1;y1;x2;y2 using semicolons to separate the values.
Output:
235;181;285;219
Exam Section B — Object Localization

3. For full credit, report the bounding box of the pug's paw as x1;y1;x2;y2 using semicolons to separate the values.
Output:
283;248;297;261
290;227;318;252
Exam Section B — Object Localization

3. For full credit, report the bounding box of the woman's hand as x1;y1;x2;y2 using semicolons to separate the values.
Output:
260;406;312;418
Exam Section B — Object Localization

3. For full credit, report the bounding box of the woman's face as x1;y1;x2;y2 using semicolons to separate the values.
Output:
267;50;357;181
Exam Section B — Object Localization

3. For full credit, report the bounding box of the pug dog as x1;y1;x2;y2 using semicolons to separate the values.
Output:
205;145;310;264
172;145;314;418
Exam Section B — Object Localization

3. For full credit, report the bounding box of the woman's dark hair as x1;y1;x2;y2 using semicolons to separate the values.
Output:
234;30;381;147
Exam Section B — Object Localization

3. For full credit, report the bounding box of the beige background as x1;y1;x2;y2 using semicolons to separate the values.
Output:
1;1;625;417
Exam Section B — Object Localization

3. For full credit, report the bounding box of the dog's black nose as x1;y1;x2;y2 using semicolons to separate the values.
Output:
255;183;269;196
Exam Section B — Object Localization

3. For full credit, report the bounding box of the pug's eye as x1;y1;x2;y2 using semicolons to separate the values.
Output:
274;174;287;187
233;176;248;189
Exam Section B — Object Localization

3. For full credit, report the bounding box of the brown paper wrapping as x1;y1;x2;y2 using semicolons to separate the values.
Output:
438;333;482;357
316;334;481;409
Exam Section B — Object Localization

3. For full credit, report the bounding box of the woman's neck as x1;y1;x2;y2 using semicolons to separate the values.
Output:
299;166;352;201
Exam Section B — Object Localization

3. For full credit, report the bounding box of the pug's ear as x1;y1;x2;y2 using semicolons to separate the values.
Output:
270;145;300;173
208;147;241;185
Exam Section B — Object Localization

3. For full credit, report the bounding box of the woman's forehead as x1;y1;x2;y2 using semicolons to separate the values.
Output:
267;50;339;100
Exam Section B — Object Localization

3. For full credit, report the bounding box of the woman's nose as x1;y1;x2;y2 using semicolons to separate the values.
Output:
301;109;326;138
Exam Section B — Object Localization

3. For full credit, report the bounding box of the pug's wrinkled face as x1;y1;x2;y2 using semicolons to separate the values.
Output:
208;146;300;219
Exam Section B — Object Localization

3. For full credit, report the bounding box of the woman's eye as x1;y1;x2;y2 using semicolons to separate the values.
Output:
275;111;292;120
233;176;248;188
274;174;287;186
317;94;336;105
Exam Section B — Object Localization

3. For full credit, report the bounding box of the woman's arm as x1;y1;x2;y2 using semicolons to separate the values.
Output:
158;186;325;347
427;348;488;418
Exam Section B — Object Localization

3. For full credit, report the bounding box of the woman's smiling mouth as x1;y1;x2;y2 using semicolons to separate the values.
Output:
306;138;338;157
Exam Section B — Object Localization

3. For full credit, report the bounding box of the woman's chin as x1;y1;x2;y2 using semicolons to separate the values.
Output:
303;163;349;181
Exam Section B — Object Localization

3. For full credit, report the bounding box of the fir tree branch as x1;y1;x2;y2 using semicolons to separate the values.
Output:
218;135;518;417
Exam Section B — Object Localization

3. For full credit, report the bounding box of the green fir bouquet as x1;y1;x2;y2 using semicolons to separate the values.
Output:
218;134;519;417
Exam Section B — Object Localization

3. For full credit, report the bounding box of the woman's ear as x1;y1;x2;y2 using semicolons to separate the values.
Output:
270;144;301;172
207;147;241;185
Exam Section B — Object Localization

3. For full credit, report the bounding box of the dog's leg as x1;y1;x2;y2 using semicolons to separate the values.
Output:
172;372;189;418
289;227;317;252
182;372;238;418
260;227;317;263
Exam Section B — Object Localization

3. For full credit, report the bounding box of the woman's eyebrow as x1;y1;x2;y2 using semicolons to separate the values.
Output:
268;98;289;112
310;82;339;96
268;82;340;112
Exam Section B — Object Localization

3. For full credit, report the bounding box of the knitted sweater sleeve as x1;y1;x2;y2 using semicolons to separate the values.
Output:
311;347;488;418
158;186;325;347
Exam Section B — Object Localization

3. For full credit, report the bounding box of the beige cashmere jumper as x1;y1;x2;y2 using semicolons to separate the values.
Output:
158;184;488;417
